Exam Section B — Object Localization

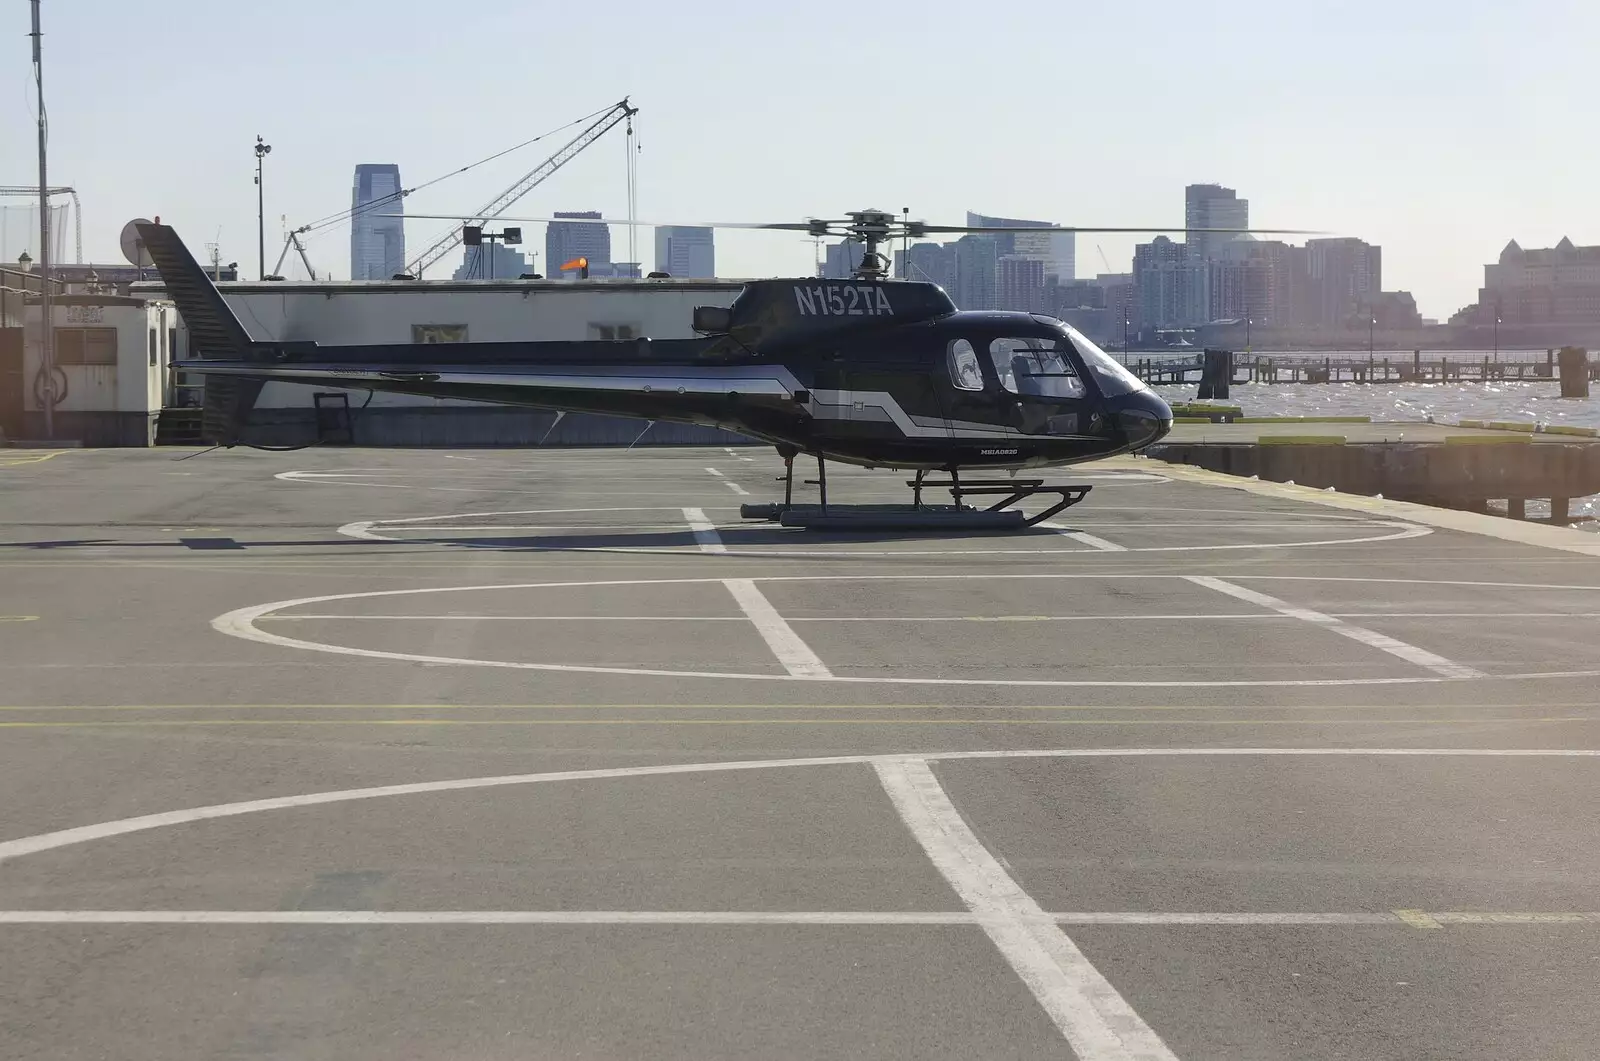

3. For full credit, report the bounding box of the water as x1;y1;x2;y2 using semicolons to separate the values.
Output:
1148;379;1600;525
1151;379;1600;431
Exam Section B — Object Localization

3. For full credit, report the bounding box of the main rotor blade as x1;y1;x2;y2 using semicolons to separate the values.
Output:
915;225;1322;236
379;213;1323;239
378;212;824;232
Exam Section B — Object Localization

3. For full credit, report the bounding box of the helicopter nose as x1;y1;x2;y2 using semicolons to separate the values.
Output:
1116;391;1173;449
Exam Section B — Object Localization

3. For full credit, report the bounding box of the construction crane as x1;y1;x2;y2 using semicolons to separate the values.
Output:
0;186;82;263
406;97;637;277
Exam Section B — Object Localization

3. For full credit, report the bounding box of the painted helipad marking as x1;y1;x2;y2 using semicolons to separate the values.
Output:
705;467;751;496
258;611;1600;624
2;910;1596;926
1040;522;1128;552
0;451;70;466
723;579;833;678
4;747;1593;867
1185;576;1485;680
213;573;1600;688
877;757;1176;1059
680;508;726;554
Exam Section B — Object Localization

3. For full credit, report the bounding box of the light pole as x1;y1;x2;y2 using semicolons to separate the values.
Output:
1494;315;1501;359
1246;317;1252;353
31;0;53;438
254;135;271;280
1123;316;1130;359
1369;317;1376;358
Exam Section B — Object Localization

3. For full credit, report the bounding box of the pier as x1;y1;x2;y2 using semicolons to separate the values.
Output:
1129;346;1598;387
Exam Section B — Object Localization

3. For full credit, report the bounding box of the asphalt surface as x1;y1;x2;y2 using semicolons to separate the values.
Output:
2;443;1599;1060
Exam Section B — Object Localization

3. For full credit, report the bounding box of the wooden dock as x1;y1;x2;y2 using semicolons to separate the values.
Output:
1128;349;1599;386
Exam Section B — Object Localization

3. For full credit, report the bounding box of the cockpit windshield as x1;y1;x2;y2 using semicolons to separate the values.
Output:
1062;325;1149;397
988;338;1086;399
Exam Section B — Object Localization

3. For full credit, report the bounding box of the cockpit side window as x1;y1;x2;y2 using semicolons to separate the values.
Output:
947;339;984;391
988;337;1085;399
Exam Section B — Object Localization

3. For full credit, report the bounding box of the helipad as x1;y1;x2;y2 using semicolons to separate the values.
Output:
3;445;1600;1060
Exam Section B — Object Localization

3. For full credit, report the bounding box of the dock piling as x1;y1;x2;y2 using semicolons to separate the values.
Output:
1559;347;1590;398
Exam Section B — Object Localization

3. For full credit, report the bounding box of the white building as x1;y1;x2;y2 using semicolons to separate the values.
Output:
18;294;176;444
123;277;745;446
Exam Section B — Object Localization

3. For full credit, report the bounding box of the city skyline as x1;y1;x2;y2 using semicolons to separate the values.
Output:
8;0;1597;316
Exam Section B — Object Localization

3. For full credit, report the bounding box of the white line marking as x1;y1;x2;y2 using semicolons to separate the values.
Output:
257;611;1600;623
723;481;751;496
704;466;725;477
1184;576;1486;680
681;507;726;554
262;613;1281;623
210;573;1590;687
1;910;1595;927
1040;522;1128;552
875;758;1177;1060
443;455;477;461
722;579;833;678
1;748;1596;866
0;910;976;925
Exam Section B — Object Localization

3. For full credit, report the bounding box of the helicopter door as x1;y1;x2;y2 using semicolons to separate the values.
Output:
813;350;860;432
988;337;1090;435
937;338;994;433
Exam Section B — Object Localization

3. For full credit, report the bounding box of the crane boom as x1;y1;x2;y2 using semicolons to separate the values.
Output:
406;98;637;277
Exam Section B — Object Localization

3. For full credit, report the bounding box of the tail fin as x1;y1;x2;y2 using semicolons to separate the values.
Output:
136;222;258;357
137;222;266;445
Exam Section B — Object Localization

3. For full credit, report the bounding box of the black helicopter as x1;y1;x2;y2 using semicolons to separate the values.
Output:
141;211;1271;528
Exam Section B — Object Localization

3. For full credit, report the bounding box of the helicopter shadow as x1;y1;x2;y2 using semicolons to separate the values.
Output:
0;521;1083;554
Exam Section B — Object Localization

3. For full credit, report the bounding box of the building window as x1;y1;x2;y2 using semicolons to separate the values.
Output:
588;323;640;340
55;327;118;365
948;339;983;391
412;324;468;344
149;328;158;367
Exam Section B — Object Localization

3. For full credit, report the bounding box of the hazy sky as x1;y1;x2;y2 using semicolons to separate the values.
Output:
7;0;1595;317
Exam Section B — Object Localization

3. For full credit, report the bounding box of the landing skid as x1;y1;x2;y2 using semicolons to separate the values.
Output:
739;455;1091;532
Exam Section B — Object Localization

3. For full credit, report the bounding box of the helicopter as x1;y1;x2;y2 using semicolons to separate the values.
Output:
139;211;1293;530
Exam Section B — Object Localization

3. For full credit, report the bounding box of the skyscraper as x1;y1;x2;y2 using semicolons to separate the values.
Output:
821;240;861;279
996;256;1047;313
546;212;611;276
350;164;406;280
654;226;715;278
967;211;1075;282
1304;237;1382;327
897;241;956;292
952;235;998;310
1184;184;1248;264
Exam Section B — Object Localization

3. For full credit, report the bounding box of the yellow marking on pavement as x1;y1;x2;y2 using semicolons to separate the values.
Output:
0;451;70;466
1393;909;1443;929
0;716;1588;729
